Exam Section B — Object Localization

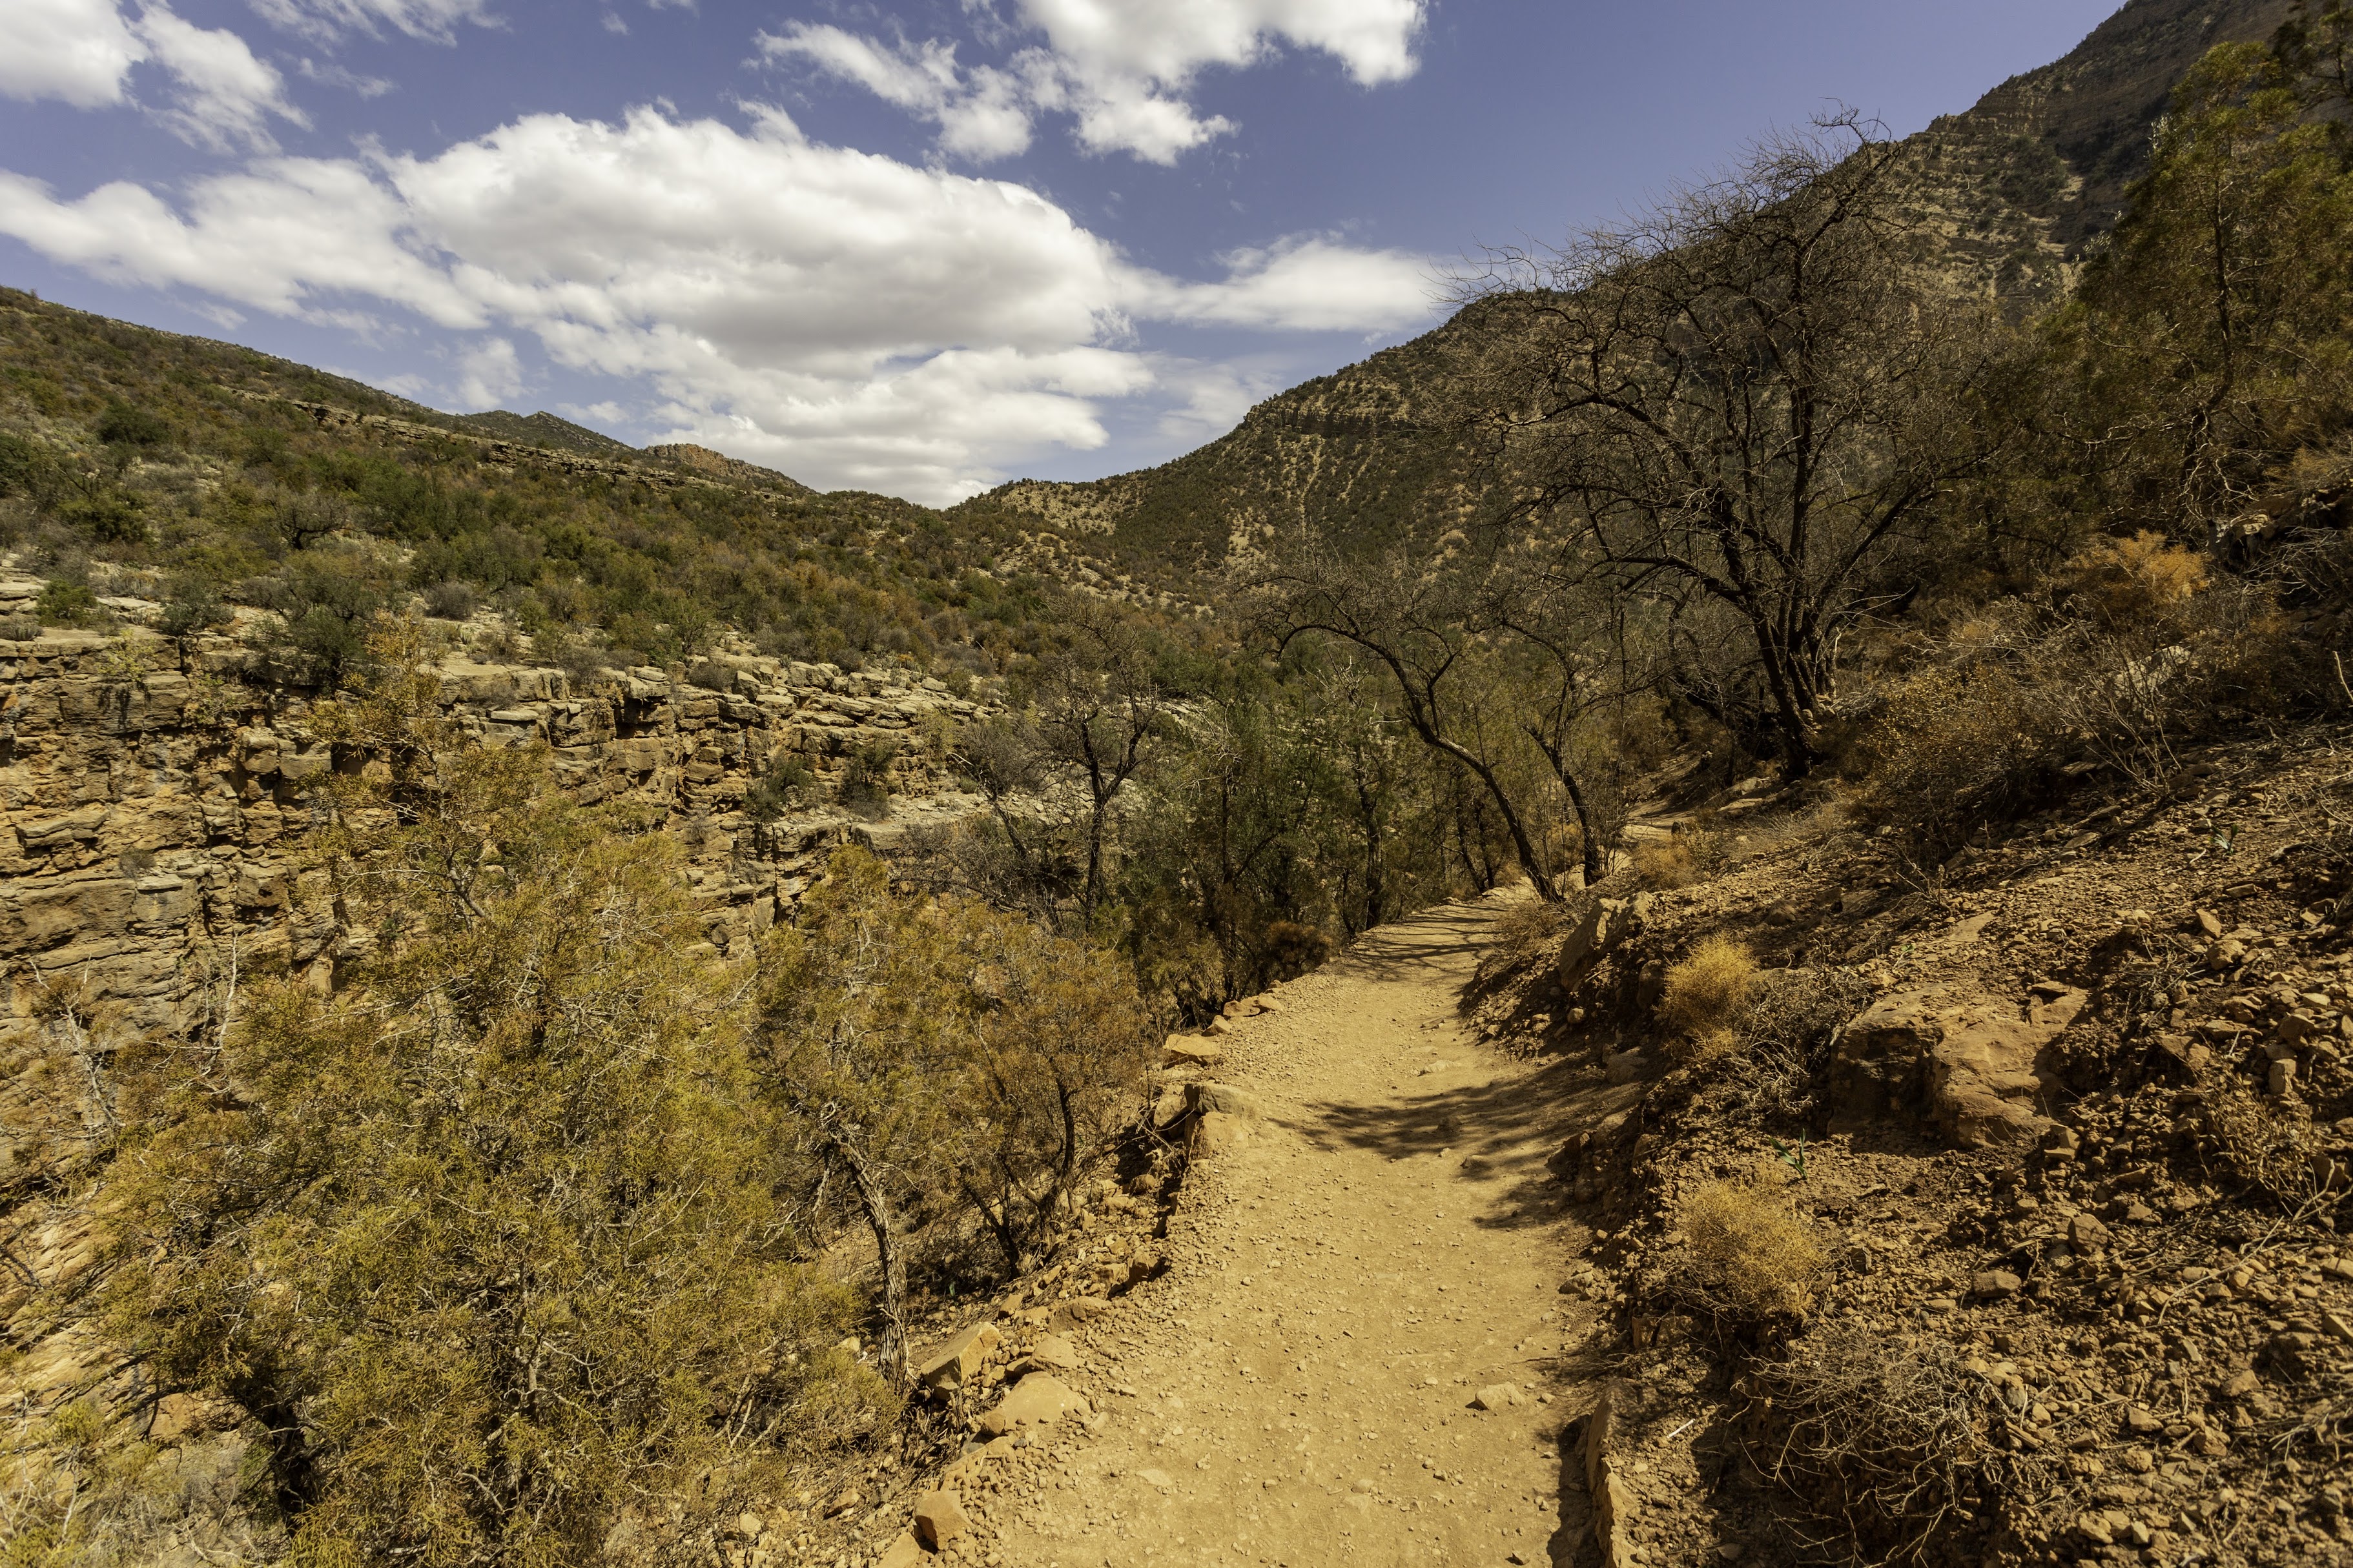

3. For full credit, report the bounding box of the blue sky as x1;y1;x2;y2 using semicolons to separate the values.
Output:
1;0;2115;502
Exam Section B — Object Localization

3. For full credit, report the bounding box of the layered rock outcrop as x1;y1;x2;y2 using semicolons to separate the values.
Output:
0;614;989;1037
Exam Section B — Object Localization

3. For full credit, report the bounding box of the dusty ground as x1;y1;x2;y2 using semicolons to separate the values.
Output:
977;896;1622;1568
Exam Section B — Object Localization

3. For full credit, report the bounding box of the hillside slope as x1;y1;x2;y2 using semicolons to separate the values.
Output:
0;287;1133;679
963;0;2296;575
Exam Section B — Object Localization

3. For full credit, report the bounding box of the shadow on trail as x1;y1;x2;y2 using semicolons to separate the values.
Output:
1286;1055;1634;1235
1330;900;1505;986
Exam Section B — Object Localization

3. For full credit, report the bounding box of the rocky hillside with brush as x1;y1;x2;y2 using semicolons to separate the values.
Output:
1444;711;2353;1565
6;0;2353;1563
964;0;2296;576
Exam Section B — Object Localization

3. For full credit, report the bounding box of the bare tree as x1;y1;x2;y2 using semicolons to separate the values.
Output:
1490;564;1652;886
1028;629;1166;926
1455;112;1994;771
1262;535;1570;901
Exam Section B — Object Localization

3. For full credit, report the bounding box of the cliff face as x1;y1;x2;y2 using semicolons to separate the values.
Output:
0;605;987;1043
1946;0;2298;252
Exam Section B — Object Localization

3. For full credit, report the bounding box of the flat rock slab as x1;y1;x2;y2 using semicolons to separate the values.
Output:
976;1373;1090;1437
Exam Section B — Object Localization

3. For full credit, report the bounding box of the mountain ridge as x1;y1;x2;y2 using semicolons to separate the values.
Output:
960;0;2299;574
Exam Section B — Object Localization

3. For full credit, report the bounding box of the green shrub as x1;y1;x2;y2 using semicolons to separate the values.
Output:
37;580;99;626
839;741;896;818
745;753;816;822
94;400;170;448
106;629;877;1564
159;576;232;640
59;490;147;545
421;578;476;620
252;554;391;684
0;431;47;496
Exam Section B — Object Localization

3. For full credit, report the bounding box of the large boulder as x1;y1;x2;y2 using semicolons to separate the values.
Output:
1557;891;1656;988
1829;982;2089;1148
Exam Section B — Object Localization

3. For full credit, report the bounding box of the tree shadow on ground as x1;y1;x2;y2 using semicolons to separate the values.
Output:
1333;898;1511;986
1285;1058;1643;1236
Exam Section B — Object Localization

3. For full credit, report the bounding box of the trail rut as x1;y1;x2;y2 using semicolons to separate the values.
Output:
983;896;1623;1568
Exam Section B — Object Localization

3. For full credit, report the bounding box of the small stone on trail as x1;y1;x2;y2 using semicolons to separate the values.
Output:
1471;1384;1520;1411
1163;1035;1224;1067
976;1374;1090;1437
1049;1295;1115;1329
823;1487;860;1517
1187;1081;1266;1118
913;1490;970;1548
1025;1333;1082;1371
1139;1468;1174;1489
875;1531;927;1568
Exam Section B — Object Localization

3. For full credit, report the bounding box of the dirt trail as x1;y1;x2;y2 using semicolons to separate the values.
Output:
986;896;1624;1568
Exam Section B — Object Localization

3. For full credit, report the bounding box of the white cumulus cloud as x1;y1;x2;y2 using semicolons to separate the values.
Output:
0;105;1433;500
2;0;145;108
1135;235;1430;332
454;336;523;408
764;0;1426;165
0;1;303;150
138;6;306;150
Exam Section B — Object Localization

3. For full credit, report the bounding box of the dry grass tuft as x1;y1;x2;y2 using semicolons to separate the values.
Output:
1681;1173;1825;1319
1631;833;1721;889
1657;935;1760;1040
1487;895;1568;970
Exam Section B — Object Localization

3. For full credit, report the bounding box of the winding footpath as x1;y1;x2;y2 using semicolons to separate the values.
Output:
985;896;1617;1568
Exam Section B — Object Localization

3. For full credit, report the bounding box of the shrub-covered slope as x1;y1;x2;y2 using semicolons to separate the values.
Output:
0;286;1094;679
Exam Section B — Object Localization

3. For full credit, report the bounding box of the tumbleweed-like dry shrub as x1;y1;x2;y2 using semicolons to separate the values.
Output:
1708;966;1874;1121
1632;833;1722;890
1680;1173;1825;1319
1743;1322;2040;1563
2192;1071;2327;1203
1657;935;1760;1041
1487;894;1568;971
2050;529;2208;626
1855;662;2060;860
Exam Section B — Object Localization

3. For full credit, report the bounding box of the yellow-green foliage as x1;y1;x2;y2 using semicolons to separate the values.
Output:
754;846;1155;1367
103;627;877;1566
1681;1174;1826;1318
1657;935;1760;1044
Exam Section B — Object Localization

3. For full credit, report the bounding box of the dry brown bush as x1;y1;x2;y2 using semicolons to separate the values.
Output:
2050;530;2208;625
1860;541;2300;860
1714;966;1875;1121
2191;1071;2326;1202
1743;1322;2039;1562
1657;935;1760;1042
1486;895;1568;970
1631;833;1722;890
1855;662;2057;860
1680;1172;1825;1319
